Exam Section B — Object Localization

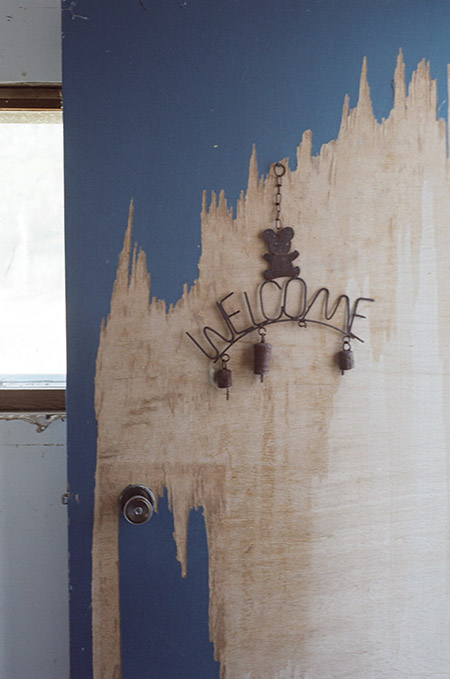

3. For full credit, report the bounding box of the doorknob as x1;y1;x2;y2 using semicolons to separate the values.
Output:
119;485;156;525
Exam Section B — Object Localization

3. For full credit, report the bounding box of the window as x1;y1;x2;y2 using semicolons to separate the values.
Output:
0;85;65;411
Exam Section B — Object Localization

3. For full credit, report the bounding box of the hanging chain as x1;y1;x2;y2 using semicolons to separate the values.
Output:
273;162;286;231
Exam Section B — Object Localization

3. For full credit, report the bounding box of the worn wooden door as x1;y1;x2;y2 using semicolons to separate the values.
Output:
63;2;450;678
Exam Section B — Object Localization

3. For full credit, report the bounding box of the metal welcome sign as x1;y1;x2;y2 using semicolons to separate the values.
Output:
187;163;374;397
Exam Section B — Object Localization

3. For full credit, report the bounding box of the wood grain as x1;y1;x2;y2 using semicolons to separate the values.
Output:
94;53;450;678
0;389;65;412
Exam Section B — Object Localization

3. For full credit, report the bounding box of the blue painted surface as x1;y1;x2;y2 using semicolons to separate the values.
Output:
63;1;450;676
119;494;219;678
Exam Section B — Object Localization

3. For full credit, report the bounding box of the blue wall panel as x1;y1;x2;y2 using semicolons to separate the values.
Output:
63;1;450;675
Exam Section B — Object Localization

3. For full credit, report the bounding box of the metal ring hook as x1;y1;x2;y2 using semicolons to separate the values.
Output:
274;162;286;177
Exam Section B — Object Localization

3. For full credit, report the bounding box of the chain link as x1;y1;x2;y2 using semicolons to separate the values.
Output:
273;162;286;231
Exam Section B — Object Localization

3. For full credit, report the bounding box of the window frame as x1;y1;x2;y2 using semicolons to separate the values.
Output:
0;83;65;414
0;84;62;111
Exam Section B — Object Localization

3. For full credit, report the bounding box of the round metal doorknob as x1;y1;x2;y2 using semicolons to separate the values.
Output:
119;485;156;525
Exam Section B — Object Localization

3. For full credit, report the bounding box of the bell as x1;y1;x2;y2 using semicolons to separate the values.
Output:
254;336;272;382
216;365;232;399
339;348;354;375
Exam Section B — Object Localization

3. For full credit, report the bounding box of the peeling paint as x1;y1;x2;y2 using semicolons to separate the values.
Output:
93;53;450;678
0;413;65;433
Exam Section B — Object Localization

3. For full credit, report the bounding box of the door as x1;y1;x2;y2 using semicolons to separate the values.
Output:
63;2;450;678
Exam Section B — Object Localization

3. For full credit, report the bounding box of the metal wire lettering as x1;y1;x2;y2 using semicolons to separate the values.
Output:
186;280;374;362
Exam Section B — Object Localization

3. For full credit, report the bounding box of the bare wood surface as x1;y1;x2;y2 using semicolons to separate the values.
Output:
94;53;450;678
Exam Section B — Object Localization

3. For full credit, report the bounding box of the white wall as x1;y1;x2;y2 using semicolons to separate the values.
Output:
0;418;69;679
0;1;61;82
0;6;68;678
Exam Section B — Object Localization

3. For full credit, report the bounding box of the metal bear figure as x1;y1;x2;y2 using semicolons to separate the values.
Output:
262;227;300;279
